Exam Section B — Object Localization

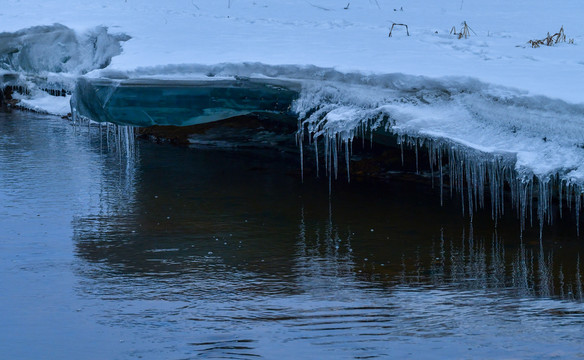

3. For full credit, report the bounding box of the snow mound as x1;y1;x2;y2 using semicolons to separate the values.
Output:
0;23;130;75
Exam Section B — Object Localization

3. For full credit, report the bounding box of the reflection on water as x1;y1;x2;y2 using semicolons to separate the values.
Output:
72;139;584;302
2;110;584;359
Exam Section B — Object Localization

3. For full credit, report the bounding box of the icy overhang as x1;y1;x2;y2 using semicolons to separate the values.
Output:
71;77;300;127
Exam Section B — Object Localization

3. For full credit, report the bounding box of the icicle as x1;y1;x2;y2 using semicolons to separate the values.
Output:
466;160;473;221
459;156;465;217
345;140;350;183
326;136;332;194
537;177;547;238
427;141;435;188
567;183;573;213
439;149;443;207
499;166;506;217
528;179;533;228
314;141;319;178
576;192;581;236
299;136;304;182
415;139;419;174
400;139;404;166
559;179;563;219
451;148;457;193
489;165;496;220
324;135;329;180
332;134;338;180
361;121;366;148
577;254;583;301
519;181;527;234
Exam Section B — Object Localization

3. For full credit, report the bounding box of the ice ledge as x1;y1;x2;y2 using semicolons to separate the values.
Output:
5;58;584;233
74;64;584;188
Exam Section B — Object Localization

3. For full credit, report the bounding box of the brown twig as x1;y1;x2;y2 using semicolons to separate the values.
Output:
450;21;476;39
389;23;409;37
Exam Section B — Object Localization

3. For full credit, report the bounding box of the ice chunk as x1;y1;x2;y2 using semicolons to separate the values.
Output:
0;24;130;75
71;77;300;127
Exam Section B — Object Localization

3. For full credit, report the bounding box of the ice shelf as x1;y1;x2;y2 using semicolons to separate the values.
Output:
71;77;300;127
7;61;584;235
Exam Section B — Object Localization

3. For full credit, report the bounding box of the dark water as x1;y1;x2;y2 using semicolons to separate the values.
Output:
1;111;584;360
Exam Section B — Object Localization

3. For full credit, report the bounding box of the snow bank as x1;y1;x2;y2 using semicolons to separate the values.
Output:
3;0;583;102
12;91;71;116
0;24;129;115
0;23;129;75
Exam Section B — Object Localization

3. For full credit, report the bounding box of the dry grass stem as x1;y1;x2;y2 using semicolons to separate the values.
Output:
528;26;570;48
450;21;476;39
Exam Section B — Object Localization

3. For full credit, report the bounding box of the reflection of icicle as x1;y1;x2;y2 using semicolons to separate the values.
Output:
67;113;138;215
429;237;442;285
559;265;566;299
576;255;583;301
400;254;407;284
537;241;552;298
403;226;583;301
512;245;531;296
293;202;356;295
489;233;505;289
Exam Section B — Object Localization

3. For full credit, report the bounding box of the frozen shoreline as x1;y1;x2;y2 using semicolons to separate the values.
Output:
1;1;584;231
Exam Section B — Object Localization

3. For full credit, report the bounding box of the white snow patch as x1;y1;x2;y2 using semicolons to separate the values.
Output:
12;92;71;116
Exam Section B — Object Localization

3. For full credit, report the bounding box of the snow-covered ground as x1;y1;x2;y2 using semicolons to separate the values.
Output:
2;0;583;101
1;0;584;227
